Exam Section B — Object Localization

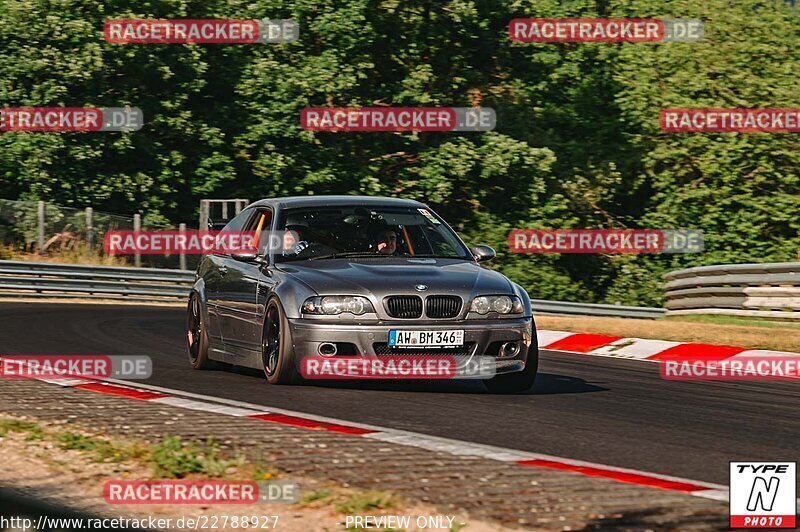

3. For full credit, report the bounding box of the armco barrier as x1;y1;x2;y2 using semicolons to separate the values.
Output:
0;260;194;301
6;259;798;319
530;299;665;319
0;259;668;318
664;262;800;319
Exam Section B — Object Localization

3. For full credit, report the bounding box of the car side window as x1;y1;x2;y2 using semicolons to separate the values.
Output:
245;209;273;255
221;209;254;233
217;208;260;256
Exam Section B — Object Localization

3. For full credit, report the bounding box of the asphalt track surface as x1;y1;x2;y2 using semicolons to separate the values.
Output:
1;302;798;486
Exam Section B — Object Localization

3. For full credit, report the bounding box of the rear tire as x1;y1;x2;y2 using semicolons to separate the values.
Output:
262;298;300;385
483;347;538;394
187;292;214;370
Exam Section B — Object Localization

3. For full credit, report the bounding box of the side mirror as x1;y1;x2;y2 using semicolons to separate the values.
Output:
471;245;496;262
231;251;265;264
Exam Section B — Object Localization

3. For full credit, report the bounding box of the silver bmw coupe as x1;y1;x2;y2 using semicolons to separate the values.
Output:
187;196;538;393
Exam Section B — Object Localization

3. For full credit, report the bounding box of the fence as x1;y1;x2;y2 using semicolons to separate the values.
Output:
0;199;199;270
664;262;800;319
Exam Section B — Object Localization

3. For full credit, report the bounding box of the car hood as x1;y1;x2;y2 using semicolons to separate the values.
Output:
277;258;513;298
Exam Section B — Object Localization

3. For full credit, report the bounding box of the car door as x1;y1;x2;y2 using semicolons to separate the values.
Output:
219;208;275;356
212;208;258;357
199;254;225;351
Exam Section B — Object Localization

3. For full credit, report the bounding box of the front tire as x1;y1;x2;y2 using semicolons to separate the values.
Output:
262;298;300;385
483;347;538;394
187;292;214;369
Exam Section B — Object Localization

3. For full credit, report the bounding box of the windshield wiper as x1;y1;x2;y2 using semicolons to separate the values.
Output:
405;254;462;259
307;252;381;260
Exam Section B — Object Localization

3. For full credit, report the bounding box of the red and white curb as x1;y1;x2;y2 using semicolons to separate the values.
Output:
538;329;800;371
11;373;731;503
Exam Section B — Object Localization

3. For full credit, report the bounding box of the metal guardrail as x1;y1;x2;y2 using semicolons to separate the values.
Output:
531;299;665;319
6;259;798;319
664;262;800;319
0;259;669;318
0;260;194;302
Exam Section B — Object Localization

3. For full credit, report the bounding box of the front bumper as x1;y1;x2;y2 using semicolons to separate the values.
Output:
287;317;535;376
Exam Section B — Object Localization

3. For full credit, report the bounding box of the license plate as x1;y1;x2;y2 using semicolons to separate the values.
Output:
388;329;464;347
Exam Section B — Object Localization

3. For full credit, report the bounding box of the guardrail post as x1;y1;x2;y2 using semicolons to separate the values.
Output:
179;223;187;271
199;200;209;230
133;213;141;268
85;207;94;253
37;201;45;255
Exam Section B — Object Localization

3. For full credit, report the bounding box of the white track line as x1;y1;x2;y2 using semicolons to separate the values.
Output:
91;376;729;500
8;352;786;503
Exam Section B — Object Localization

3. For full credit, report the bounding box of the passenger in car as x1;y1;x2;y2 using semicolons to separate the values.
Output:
375;228;398;255
282;229;308;255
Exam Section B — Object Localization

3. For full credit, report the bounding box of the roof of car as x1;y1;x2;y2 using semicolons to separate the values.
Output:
249;195;428;210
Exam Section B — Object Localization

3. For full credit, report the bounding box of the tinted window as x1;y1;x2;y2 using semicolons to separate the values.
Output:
221;208;255;233
274;205;470;262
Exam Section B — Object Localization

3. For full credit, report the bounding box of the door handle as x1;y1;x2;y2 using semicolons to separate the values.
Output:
219;266;228;275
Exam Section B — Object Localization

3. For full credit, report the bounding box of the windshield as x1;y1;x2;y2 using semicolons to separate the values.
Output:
273;205;471;262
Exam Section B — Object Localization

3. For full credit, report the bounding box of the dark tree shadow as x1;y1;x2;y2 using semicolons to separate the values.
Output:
0;486;153;531
219;365;608;395
580;506;727;531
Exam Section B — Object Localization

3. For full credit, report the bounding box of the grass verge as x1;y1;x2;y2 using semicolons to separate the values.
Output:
0;242;129;266
0;418;252;479
536;314;800;353
298;487;401;515
0;415;417;526
665;314;800;329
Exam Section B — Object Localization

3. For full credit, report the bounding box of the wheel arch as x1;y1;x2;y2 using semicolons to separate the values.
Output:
191;277;207;304
268;277;316;319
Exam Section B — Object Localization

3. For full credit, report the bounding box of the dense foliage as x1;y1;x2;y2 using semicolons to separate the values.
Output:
1;0;798;305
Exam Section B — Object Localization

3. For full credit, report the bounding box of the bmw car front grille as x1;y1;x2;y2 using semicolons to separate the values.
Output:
384;296;423;318
425;295;462;318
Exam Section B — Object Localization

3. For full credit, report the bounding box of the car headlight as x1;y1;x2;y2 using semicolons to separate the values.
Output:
470;295;524;315
302;296;375;316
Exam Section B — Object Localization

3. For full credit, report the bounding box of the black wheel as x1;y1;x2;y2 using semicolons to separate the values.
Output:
483;347;538;394
187;292;214;369
262;298;300;385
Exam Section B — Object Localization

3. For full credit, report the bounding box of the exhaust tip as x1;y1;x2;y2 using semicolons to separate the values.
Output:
318;342;338;357
500;341;519;357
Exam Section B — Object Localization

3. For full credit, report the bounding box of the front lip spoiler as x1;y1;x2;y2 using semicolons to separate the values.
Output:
286;318;534;376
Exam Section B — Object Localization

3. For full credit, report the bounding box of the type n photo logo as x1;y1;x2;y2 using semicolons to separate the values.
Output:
730;462;796;529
